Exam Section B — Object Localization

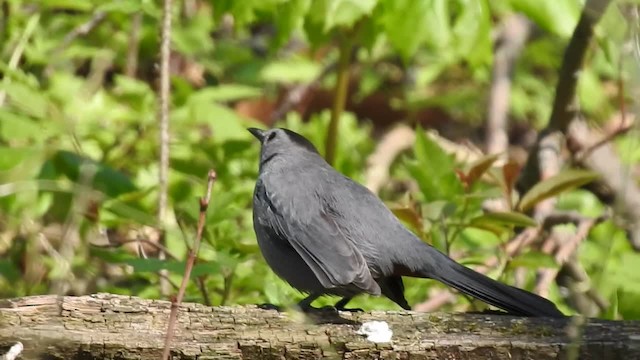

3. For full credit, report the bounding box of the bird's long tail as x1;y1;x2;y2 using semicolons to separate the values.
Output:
420;245;564;317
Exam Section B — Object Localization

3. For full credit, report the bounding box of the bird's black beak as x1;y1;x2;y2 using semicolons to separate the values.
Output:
248;128;265;142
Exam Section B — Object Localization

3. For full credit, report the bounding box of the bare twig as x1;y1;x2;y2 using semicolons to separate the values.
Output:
196;276;212;306
558;259;609;314
535;215;606;297
157;0;173;297
517;0;613;195
569;118;640;250
574;114;635;162
364;125;416;194
162;170;217;360
486;14;532;156
98;238;179;261
365;126;487;195
125;12;143;77
325;36;354;165
53;11;106;54
413;290;456;312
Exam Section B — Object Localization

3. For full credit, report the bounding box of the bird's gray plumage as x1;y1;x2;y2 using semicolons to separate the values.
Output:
249;127;563;317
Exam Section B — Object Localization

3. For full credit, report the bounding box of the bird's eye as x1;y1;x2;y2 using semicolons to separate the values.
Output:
267;132;277;141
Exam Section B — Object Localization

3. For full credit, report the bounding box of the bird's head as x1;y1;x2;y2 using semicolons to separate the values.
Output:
248;128;320;167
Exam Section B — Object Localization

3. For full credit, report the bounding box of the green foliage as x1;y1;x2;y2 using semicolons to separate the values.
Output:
0;0;636;321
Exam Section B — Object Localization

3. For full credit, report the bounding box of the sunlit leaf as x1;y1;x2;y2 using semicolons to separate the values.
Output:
195;85;262;102
380;0;430;61
509;251;558;269
324;0;377;30
466;153;501;186
407;129;463;202
0;82;48;119
470;211;538;228
0;147;40;171
518;170;600;212
391;206;423;233
52;151;137;198
272;0;311;49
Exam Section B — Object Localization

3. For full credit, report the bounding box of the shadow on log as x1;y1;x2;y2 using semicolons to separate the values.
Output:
0;294;639;359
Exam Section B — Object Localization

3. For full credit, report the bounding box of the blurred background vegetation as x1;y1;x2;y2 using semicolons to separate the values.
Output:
1;0;639;320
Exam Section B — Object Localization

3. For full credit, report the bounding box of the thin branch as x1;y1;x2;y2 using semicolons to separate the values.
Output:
535;215;606;297
157;0;173;297
95;238;179;261
559;258;609;313
0;13;39;106
52;11;106;54
569;118;640;250
162;170;217;360
325;36;353;165
486;14;532;156
125;12;143;77
517;0;613;195
413;290;456;312
574;115;634;162
364;125;416;194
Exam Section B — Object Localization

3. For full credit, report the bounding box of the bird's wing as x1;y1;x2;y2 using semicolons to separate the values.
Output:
258;187;381;295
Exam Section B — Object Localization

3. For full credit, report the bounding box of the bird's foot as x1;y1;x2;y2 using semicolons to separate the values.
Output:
335;306;364;313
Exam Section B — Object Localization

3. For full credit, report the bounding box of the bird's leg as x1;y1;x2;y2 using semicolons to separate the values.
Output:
334;297;364;312
297;293;330;312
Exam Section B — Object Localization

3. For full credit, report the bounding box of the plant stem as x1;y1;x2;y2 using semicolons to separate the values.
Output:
162;170;217;360
324;36;352;165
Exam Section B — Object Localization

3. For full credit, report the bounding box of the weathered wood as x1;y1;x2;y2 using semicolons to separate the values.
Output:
0;294;638;359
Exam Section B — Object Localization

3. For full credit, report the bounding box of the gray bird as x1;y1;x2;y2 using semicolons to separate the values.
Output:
249;127;563;317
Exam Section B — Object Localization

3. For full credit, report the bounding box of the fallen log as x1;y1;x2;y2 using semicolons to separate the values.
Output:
0;294;638;359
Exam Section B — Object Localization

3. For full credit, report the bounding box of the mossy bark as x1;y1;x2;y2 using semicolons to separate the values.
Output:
0;294;638;359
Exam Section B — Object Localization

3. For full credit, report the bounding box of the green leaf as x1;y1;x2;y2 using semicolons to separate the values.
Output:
423;0;452;49
41;0;92;11
509;0;580;38
324;0;377;30
272;0;311;49
0;82;48;119
470;211;538;228
0;110;64;143
194;85;262;102
0;147;40;171
0;259;20;282
380;0;431;61
452;0;491;67
509;251;558;269
52;151;137;198
391;206;423;233
422;200;457;221
518;170;600;212
125;258;187;274
260;58;322;83
406;129;463;202
466;153;501;186
172;12;215;55
304;0;332;46
190;103;250;142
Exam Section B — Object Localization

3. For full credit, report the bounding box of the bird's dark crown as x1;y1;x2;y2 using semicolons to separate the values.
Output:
278;128;319;154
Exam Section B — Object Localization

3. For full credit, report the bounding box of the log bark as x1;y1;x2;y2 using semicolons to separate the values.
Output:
0;294;639;359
